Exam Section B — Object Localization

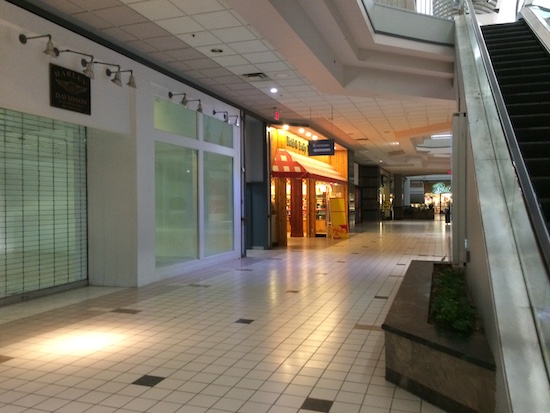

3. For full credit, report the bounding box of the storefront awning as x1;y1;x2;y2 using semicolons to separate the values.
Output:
271;149;346;183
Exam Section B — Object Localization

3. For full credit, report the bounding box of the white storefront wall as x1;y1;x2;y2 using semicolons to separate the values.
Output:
0;1;242;288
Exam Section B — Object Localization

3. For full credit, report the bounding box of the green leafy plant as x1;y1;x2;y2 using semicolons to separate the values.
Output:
430;266;477;336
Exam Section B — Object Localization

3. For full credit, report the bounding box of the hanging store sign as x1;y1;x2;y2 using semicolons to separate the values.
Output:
308;139;335;156
50;63;91;115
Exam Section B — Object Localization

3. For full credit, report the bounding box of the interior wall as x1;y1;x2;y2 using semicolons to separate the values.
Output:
1;1;243;288
87;129;138;287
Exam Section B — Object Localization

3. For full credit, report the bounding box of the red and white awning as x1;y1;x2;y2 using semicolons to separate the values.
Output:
271;149;345;183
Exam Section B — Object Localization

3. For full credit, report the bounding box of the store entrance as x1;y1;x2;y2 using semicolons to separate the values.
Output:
271;178;346;241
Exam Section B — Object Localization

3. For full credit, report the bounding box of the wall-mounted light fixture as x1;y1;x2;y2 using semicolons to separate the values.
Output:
168;92;187;106
212;110;228;122
19;33;57;57
168;92;203;112
106;68;136;88
187;99;202;113
228;115;239;126
88;62;136;88
55;49;95;78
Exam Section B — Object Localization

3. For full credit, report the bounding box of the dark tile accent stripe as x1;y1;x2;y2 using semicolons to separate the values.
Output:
337;261;346;263
0;355;14;363
354;324;382;331
286;290;300;293
111;308;141;314
375;296;389;299
301;397;333;412
189;284;211;288
237;268;254;271
132;375;165;387
235;318;254;324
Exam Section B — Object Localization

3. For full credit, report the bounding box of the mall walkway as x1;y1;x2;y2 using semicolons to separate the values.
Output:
0;218;450;413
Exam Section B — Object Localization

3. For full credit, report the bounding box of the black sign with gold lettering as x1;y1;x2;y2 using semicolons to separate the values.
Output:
50;63;91;115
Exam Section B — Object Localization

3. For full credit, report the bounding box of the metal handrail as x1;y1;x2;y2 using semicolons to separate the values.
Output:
464;0;550;274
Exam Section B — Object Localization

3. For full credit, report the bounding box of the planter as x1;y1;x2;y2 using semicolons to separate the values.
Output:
382;261;495;413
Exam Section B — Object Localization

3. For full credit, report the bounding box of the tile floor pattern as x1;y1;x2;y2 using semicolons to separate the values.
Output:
0;219;451;413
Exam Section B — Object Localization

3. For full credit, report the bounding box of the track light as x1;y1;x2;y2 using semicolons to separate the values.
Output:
55;49;95;78
168;92;187;106
19;33;57;57
213;110;228;122
228;115;240;126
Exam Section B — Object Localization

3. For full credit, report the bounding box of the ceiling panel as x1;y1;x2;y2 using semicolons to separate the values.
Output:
27;0;460;175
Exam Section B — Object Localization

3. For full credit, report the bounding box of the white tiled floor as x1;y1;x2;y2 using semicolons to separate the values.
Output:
0;218;451;413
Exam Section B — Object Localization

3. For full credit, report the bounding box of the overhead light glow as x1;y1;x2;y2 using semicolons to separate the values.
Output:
270;87;278;93
41;331;125;355
282;124;289;130
312;135;318;140
305;131;311;137
299;128;305;134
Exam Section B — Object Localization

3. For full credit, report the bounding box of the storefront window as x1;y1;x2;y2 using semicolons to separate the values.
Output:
204;116;233;148
204;152;233;256
155;142;198;267
153;97;198;139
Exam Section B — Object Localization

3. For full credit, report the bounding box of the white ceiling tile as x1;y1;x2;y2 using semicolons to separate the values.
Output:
242;51;280;64
191;11;242;30
169;0;226;15
121;22;171;38
210;26;257;43
195;46;237;59
177;31;221;47
129;0;184;21
69;0;120;11
93;6;147;26
71;12;112;30
225;64;260;75
142;35;186;51
229;40;270;54
255;61;290;73
211;54;250;67
155;16;205;34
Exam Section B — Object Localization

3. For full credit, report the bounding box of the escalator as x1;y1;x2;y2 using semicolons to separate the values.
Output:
480;20;550;241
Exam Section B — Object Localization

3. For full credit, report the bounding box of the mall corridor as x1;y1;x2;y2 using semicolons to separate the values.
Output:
0;219;450;413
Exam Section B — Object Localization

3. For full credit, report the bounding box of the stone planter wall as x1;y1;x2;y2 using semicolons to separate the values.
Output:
382;261;496;413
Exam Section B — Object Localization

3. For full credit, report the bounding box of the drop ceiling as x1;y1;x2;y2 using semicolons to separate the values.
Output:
9;0;463;176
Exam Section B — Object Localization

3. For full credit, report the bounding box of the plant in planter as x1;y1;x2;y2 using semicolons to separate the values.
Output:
429;265;477;336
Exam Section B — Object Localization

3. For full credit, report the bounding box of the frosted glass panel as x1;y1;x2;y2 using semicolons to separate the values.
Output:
204;152;233;256
0;109;87;299
204;116;233;148
155;142;198;267
154;96;198;139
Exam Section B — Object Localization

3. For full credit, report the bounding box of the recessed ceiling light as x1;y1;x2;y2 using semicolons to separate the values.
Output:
299;128;305;134
312;135;318;140
390;142;399;145
211;48;223;53
282;124;289;130
305;131;311;137
270;87;278;93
